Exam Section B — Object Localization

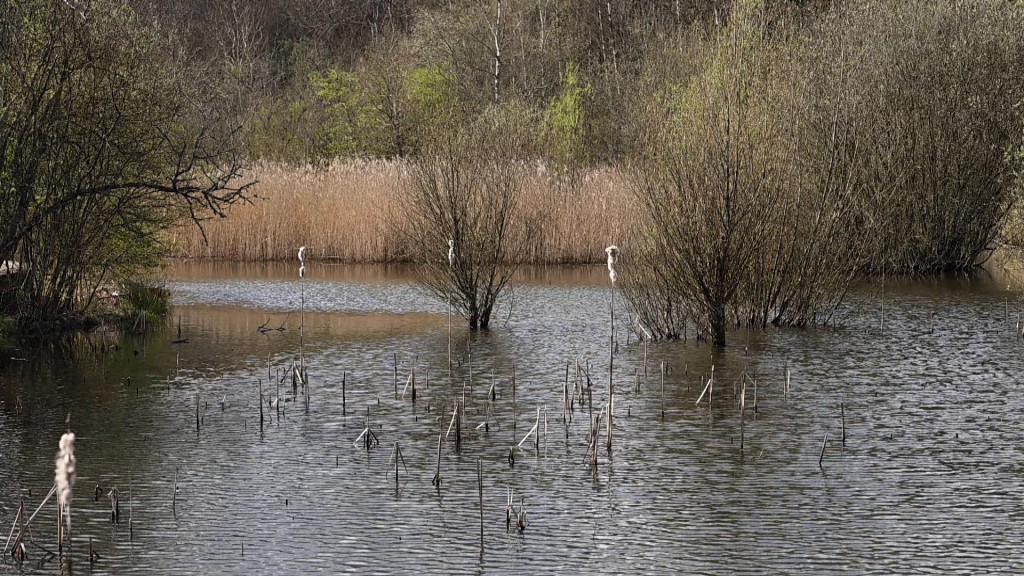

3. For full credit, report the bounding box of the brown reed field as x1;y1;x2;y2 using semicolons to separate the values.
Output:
166;160;633;264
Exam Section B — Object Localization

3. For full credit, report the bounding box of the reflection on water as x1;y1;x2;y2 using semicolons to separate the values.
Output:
2;262;1024;575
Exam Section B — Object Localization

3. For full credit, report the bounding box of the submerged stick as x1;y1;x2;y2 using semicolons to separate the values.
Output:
342;371;347;416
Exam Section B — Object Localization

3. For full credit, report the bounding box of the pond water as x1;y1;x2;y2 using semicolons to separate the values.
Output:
2;261;1024;575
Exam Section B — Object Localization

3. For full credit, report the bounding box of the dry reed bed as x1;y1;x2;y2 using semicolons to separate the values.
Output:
167;161;633;264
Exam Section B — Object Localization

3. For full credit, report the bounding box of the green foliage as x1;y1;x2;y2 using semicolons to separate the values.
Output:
121;280;171;319
311;69;386;157
544;61;591;171
404;63;460;149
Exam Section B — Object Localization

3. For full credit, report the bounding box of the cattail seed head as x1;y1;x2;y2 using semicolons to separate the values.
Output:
605;245;619;283
55;432;76;507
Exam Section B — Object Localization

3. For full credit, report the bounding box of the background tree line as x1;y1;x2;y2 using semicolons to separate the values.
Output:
4;0;1024;341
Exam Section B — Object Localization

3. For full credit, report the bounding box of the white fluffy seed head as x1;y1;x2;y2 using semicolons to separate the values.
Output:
298;246;306;264
55;432;76;507
605;245;619;283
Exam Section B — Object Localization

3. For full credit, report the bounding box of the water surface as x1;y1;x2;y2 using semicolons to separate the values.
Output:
1;262;1022;574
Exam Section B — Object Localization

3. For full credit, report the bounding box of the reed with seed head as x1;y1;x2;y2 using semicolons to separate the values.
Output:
55;432;75;556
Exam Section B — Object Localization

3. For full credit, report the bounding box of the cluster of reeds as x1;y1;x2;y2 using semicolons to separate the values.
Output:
165;160;632;266
166;161;406;262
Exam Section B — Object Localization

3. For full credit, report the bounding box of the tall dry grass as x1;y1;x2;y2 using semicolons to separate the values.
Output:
167;160;406;262
167;160;632;264
522;167;635;264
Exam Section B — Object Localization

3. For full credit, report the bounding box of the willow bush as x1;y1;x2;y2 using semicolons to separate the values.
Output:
822;0;1024;274
622;0;866;345
399;101;539;329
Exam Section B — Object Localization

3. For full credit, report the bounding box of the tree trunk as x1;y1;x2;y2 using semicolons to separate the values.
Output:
710;304;727;347
479;306;493;330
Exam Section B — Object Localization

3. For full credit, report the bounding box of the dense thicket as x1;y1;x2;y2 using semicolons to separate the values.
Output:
0;0;253;328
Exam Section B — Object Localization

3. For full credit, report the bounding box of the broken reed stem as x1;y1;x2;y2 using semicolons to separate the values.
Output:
342;371;347;416
607;296;614;455
880;300;885;334
517;407;541;450
563;362;570;426
643;339;648;386
587;407;605;471
447;296;452;378
401;371;414;400
387;442;409;495
819;433;828;468
784;361;791;399
740;379;746;453
536;403;544;448
258;379;264;431
432;426;443;487
2;498;23;558
393;352;398;399
478;459;484;554
709;365;714;409
456;401;462;452
512;362;517;440
172;468;178;518
692;362;716;403
446;402;459;441
841;401;846;445
660;361;666;420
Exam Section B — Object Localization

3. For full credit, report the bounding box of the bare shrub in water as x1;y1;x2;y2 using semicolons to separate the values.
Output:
400;101;538;329
824;0;1024;273
623;0;865;345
